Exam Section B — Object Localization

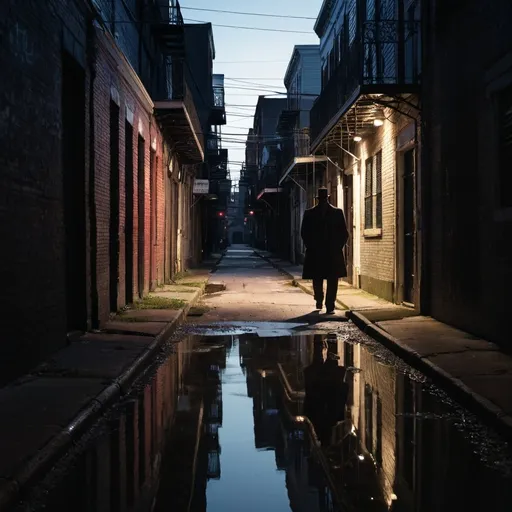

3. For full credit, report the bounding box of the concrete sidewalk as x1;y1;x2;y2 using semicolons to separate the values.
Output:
254;249;512;439
0;267;213;511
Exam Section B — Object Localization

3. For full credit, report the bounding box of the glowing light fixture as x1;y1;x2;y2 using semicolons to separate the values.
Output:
353;135;362;142
373;108;385;127
358;454;365;461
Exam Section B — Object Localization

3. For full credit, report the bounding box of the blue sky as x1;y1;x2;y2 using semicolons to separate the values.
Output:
180;0;322;183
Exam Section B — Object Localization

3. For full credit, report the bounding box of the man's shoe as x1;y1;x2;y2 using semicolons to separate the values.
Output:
326;305;335;314
315;301;323;310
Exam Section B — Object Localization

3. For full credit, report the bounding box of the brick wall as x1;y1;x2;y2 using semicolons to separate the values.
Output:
423;0;512;344
0;0;90;384
0;1;206;384
93;27;171;322
356;111;404;298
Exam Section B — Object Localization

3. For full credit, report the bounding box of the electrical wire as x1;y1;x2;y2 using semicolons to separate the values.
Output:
183;18;313;34
180;6;316;21
216;60;289;64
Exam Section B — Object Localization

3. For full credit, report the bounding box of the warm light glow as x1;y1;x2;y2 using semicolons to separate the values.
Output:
358;454;365;461
218;211;224;217
373;119;384;127
296;416;305;422
391;494;398;501
353;135;362;142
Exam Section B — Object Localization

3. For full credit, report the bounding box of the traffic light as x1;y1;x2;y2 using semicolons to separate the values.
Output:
218;211;225;217
249;210;254;215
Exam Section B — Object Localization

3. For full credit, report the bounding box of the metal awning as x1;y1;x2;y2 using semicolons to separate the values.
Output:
278;155;328;185
155;100;204;163
257;187;283;200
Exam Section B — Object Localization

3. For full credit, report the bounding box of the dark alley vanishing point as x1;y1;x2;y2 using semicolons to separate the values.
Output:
13;249;512;512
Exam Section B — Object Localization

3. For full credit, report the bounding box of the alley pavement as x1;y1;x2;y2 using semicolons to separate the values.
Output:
189;245;346;329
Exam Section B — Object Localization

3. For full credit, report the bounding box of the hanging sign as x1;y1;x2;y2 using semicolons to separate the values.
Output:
193;179;210;195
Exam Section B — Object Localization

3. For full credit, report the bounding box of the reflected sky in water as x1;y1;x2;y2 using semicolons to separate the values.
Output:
206;343;290;512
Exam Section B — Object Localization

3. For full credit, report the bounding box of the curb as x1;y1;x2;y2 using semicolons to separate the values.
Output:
253;250;351;310
346;310;512;441
0;286;206;512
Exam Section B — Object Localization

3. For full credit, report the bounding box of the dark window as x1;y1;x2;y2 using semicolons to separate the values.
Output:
375;150;382;228
364;384;373;454
499;85;512;207
365;157;373;229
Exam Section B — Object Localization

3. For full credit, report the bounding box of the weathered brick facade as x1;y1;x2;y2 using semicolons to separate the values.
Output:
356;111;418;303
422;0;512;345
0;0;91;384
0;1;207;384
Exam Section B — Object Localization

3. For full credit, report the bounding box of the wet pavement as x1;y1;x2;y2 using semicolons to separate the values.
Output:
11;247;512;511
14;328;512;512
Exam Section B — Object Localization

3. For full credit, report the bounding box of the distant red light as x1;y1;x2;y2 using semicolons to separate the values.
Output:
249;210;254;215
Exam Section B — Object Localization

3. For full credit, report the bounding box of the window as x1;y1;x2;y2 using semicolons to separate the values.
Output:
499;85;512;208
364;150;383;232
364;157;373;229
376;150;383;228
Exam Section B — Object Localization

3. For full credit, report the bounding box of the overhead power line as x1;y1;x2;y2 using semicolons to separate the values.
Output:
180;6;317;20
184;18;313;34
216;60;289;64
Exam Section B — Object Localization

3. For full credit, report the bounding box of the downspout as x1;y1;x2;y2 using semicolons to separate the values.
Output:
87;19;99;328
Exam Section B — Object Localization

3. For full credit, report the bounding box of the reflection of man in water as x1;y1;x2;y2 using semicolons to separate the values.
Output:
304;337;349;446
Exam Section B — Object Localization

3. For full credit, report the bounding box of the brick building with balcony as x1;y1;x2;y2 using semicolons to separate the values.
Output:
310;0;421;304
0;0;216;385
244;97;287;252
277;45;322;264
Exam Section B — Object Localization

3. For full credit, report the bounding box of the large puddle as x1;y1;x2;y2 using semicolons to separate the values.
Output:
16;327;512;512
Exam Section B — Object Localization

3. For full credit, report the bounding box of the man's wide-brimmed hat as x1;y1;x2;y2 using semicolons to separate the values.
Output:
316;187;330;199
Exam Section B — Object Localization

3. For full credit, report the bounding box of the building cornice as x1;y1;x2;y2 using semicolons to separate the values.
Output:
314;0;335;37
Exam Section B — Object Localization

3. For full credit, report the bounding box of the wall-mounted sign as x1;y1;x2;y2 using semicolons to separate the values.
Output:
193;179;209;195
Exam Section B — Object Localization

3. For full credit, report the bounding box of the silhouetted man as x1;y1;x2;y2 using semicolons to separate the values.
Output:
301;187;349;314
304;336;349;447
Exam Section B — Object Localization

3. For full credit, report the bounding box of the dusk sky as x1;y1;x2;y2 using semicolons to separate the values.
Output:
181;0;322;184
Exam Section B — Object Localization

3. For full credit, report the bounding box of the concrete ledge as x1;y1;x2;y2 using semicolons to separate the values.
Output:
0;283;206;512
346;310;512;440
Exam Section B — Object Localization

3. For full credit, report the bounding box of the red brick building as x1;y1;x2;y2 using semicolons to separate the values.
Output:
0;0;221;384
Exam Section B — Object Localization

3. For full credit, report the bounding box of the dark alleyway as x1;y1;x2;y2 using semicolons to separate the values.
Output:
14;249;512;512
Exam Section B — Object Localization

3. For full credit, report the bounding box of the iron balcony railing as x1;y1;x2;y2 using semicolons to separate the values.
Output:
152;0;184;26
168;0;184;25
280;129;311;177
310;19;421;144
159;57;204;155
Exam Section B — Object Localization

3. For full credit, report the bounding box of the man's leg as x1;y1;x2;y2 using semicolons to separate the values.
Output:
312;279;324;309
325;277;339;313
